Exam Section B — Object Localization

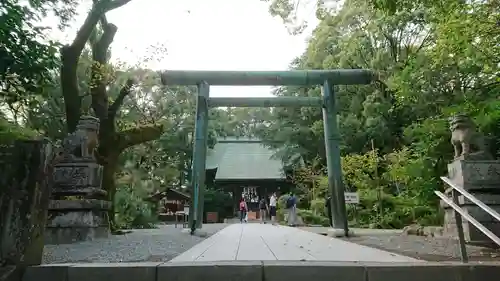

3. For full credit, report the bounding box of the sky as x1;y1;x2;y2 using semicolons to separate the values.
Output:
49;0;319;97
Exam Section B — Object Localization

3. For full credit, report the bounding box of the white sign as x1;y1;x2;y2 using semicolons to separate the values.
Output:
344;192;360;204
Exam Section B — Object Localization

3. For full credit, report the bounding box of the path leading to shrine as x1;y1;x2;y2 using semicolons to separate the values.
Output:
171;223;417;262
42;223;500;264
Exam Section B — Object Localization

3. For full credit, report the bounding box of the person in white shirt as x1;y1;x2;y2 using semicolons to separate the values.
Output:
269;192;277;224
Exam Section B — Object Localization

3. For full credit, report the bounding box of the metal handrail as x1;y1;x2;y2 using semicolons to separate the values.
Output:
436;176;500;263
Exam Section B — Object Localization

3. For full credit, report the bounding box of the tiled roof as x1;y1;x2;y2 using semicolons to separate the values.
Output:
206;137;285;180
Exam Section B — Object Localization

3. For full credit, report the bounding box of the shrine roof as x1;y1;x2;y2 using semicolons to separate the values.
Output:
147;188;190;202
206;137;286;181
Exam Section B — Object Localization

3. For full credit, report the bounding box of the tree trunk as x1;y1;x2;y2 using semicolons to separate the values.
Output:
97;124;163;230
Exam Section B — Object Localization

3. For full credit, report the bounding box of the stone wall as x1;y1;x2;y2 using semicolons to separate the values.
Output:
0;140;52;280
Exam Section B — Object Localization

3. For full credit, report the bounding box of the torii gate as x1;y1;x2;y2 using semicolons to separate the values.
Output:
159;70;374;235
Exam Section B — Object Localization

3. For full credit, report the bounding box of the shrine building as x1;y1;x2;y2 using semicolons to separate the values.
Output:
205;137;295;215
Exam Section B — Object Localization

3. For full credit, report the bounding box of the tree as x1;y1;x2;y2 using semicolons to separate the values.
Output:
256;0;500;228
1;0;78;122
59;0;164;229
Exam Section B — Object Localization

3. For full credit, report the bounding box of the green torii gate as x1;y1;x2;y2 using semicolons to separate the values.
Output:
159;70;374;236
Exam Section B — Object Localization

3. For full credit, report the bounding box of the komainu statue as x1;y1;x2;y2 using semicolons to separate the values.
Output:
59;116;100;162
449;114;490;159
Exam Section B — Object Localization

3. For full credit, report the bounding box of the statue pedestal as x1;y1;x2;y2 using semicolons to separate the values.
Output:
46;161;110;244
442;159;500;244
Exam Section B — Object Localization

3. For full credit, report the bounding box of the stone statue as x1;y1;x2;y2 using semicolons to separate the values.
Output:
449;114;489;159
47;115;109;244
59;116;100;162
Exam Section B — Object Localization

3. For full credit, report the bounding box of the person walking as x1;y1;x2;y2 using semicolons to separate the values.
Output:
239;197;248;223
259;196;268;223
285;192;297;226
269;192;277;225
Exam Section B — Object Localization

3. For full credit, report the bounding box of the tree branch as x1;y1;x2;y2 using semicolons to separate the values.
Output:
117;124;164;151
105;0;134;11
108;78;136;119
90;22;118;119
67;0;129;59
61;0;135;132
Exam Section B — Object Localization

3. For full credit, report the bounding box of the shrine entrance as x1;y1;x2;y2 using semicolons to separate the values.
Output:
159;70;373;235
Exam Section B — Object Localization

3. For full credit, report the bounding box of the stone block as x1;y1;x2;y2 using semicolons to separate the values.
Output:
458;263;500;280
158;261;262;281
441;193;500;207
67;262;159;281
365;262;466;281
45;225;109;244
444;205;500;223
263;261;366;281
47;209;108;228
45;207;110;244
366;262;500;281
49;199;111;211
459;221;500;243
447;160;500;191
53;162;103;190
23;264;74;281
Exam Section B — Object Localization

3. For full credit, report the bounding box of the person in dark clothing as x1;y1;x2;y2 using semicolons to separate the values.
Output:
259;197;268;223
286;192;297;226
325;196;333;227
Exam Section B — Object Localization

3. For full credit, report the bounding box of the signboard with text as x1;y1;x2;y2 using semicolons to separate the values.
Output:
344;192;360;204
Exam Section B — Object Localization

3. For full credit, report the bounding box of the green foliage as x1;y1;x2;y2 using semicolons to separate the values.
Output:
310;198;326;216
258;0;499;229
114;184;158;229
1;0;77;110
203;189;234;221
0;118;39;142
297;209;330;226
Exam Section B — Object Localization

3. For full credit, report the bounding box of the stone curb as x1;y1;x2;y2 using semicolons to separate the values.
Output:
23;261;500;281
327;228;355;237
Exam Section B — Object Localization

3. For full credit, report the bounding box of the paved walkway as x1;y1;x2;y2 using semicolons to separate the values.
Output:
170;223;422;262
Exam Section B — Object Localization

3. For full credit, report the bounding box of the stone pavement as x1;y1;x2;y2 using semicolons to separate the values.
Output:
171;223;420;262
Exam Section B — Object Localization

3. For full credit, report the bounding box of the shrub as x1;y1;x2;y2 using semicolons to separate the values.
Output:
114;185;158;229
310;198;326;216
297;209;330;226
203;189;233;221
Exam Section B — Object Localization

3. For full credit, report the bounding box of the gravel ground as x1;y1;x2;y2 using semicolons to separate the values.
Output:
299;226;500;261
341;235;500;261
42;224;228;264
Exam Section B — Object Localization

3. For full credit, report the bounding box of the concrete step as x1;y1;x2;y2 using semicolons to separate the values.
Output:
24;261;500;281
